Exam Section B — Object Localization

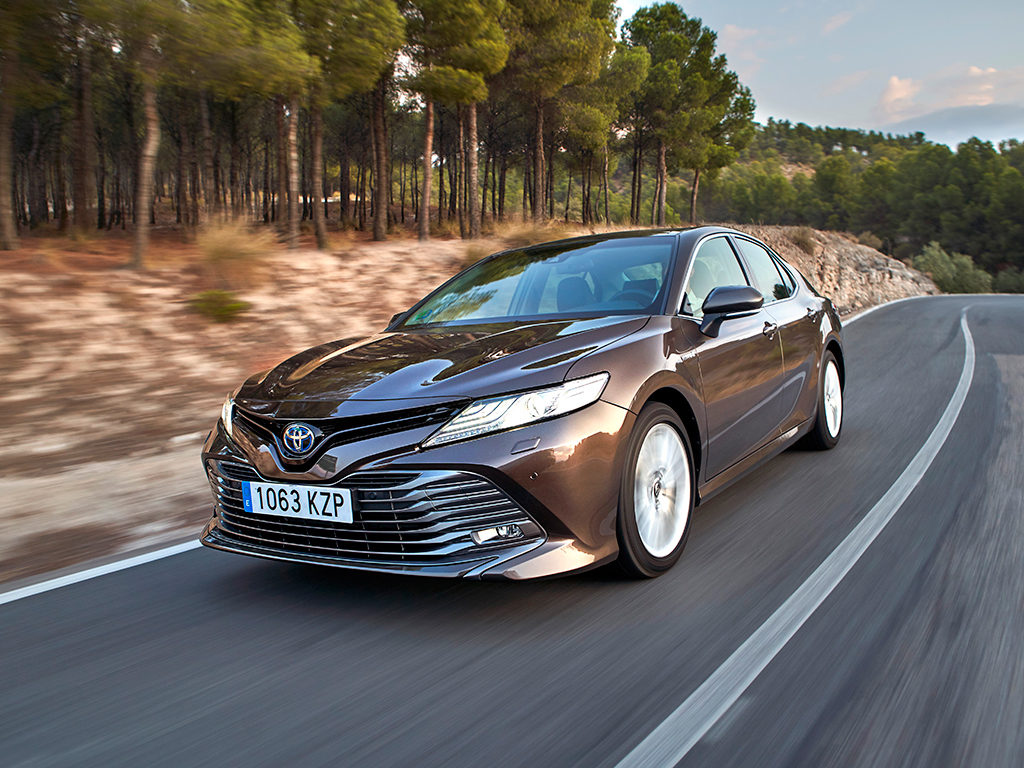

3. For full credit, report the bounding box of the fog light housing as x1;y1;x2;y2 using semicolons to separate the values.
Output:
471;524;524;545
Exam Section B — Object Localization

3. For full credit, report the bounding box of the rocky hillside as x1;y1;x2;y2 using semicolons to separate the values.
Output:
733;225;939;313
0;225;937;583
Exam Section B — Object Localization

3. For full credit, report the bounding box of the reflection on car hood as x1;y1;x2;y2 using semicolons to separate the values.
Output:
235;316;649;416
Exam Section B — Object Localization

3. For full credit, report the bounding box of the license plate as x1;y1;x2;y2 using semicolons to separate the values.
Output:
241;481;354;524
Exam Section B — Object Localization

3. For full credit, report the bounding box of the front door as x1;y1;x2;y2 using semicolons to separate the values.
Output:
680;236;786;479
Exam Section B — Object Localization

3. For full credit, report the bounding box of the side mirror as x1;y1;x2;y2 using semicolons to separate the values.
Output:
699;285;764;337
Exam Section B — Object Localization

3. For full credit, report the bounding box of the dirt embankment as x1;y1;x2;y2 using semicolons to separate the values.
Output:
733;225;939;313
0;226;936;583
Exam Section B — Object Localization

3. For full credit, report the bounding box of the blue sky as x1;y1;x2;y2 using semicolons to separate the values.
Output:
615;0;1024;145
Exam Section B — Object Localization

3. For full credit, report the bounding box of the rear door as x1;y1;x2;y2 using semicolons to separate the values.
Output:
681;236;787;479
732;236;821;432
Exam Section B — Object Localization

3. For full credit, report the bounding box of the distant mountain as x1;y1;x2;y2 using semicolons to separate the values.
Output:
883;104;1024;147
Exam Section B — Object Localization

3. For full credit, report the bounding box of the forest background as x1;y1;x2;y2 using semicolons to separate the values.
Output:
2;0;1022;294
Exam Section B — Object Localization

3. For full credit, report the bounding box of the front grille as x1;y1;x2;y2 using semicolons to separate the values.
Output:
205;461;542;568
235;402;464;456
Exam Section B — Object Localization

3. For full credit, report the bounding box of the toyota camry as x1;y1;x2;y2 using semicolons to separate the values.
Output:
200;227;844;579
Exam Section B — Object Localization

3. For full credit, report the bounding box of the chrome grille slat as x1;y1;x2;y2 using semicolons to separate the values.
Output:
206;461;543;567
217;510;476;550
218;505;525;540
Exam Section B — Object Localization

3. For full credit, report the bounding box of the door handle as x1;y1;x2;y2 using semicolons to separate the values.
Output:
806;306;819;321
762;321;778;338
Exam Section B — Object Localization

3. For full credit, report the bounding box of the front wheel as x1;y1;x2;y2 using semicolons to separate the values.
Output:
617;403;695;578
804;352;843;450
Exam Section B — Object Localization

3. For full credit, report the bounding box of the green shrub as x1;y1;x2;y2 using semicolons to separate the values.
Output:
857;231;883;250
994;267;1024;293
790;227;816;255
912;242;993;293
189;289;251;322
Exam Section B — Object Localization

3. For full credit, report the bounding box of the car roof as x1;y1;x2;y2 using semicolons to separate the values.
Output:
509;226;748;256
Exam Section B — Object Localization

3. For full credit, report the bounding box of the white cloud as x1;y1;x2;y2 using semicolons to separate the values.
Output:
720;24;758;47
876;75;921;121
824;69;872;96
718;25;764;75
823;11;853;34
874;65;1024;131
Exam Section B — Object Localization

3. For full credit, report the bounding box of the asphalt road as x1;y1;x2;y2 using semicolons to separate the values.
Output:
2;295;1022;768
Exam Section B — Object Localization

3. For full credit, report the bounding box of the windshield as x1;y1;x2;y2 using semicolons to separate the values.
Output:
400;237;677;328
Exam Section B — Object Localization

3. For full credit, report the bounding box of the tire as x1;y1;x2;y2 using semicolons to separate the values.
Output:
617;403;695;578
804;351;843;450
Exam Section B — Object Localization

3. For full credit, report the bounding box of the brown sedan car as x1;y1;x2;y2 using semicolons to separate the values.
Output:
201;227;844;579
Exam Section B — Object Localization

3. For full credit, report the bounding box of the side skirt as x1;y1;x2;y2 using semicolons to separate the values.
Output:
696;419;812;506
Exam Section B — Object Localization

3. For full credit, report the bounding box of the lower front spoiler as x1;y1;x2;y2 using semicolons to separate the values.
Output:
200;519;614;580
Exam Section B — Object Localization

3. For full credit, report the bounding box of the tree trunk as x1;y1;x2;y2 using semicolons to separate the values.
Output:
481;147;489;227
175;127;186;225
457;106;466;238
229;103;240;217
72;35;96;233
133;55;159;268
189;137;199;227
533;101;544;221
27;119;46;228
547;141;555;219
563;171;572;222
53;130;68;230
656;139;667;226
286;95;300;249
372;76;388;241
275;97;288;226
200;92;215;219
582;154;591;225
437;115;445;224
419;100;433;240
467;102;480;239
690;168;701;225
1;33;20;248
339;145;350;224
95;129;106;230
602;144;610;224
522;153;529;221
629;131;639;224
262;138;270;223
498;154;506;220
310;100;328;250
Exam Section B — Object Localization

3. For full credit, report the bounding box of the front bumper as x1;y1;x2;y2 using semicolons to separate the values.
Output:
200;399;635;579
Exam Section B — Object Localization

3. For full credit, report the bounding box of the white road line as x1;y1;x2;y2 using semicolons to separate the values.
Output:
0;541;202;607
843;294;927;325
616;309;976;768
0;292;953;607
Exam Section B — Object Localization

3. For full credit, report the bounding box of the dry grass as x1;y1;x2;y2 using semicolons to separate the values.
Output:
196;223;275;290
857;231;884;250
460;243;491;270
791;227;817;255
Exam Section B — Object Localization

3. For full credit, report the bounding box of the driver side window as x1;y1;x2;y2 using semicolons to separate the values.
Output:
681;237;750;318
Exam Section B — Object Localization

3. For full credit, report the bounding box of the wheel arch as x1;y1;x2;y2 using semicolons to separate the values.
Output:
825;337;845;388
644;387;702;480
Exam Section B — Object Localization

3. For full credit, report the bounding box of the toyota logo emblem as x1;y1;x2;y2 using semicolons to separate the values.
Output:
282;423;316;455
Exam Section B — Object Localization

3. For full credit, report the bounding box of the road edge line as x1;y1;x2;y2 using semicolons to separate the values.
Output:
615;309;976;768
0;540;202;607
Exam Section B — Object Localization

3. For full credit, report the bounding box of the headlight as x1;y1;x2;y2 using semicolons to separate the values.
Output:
422;372;609;448
221;396;234;438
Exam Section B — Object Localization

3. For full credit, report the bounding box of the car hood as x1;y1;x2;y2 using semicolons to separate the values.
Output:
235;315;649;418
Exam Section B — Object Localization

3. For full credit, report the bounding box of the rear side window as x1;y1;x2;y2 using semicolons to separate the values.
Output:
682;237;749;318
734;238;794;303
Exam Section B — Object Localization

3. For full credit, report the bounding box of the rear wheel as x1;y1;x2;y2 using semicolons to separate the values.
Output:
617;403;695;578
805;352;843;450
